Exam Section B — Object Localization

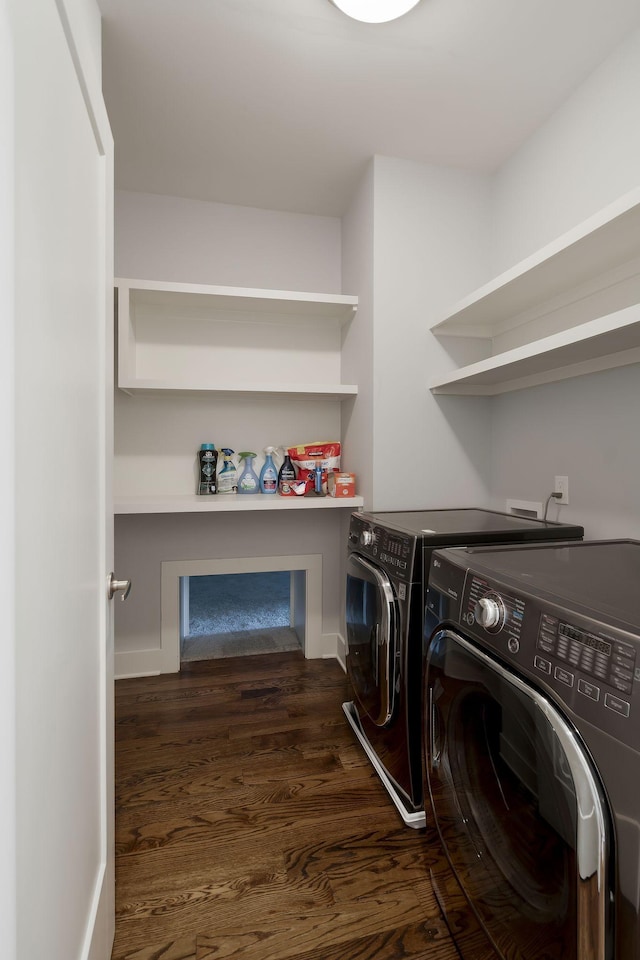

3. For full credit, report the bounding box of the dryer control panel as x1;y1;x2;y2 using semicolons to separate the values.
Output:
348;514;417;583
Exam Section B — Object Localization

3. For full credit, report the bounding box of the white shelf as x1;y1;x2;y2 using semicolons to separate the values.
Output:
117;381;358;400
114;494;364;515
116;277;359;400
429;188;640;396
117;278;358;321
431;186;640;339
430;305;640;395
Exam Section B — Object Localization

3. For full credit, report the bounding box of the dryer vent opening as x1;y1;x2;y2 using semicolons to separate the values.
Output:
180;571;302;662
506;499;543;520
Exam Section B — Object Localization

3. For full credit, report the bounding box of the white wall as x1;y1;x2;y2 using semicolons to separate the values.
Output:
488;26;640;538
114;191;351;669
341;159;375;508
372;156;494;510
490;28;640;271
115;189;342;291
0;2;16;954
343;156;493;511
490;366;640;537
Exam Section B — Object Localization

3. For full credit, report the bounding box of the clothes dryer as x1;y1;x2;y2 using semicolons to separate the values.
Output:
423;539;640;960
343;508;583;827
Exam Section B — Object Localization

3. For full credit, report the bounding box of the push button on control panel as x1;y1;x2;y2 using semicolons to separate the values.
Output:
605;693;631;718
534;655;552;675
578;679;601;702
554;666;574;688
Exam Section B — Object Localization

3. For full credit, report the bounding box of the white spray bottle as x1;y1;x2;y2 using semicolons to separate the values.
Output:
217;448;238;494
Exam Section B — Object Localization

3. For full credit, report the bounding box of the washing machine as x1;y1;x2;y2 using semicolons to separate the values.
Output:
423;539;640;960
343;508;584;828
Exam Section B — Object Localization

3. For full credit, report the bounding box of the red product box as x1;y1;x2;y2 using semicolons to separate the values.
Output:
328;472;356;497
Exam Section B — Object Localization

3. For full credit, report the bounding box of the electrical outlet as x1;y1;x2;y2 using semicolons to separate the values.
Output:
554;475;569;505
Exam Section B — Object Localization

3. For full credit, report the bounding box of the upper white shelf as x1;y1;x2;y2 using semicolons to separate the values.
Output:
114;493;364;515
431;186;640;340
116;278;358;399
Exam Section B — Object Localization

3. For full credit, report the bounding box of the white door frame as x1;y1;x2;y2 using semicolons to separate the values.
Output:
0;2;16;952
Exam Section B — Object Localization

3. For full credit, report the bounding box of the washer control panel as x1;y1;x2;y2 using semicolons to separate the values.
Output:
457;572;638;743
537;615;636;692
535;613;636;708
428;548;640;748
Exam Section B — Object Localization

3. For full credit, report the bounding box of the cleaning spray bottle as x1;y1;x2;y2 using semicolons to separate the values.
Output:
217;448;238;494
277;447;296;496
259;446;278;494
237;452;259;494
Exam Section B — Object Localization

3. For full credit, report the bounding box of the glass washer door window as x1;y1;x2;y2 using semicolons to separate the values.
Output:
425;629;611;960
346;553;399;727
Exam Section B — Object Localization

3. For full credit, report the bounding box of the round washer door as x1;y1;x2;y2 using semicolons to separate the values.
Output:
425;629;611;960
346;552;399;727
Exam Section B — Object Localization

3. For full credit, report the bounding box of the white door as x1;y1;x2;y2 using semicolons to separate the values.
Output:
3;1;115;958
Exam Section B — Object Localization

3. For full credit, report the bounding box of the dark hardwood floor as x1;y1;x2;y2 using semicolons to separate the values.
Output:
112;650;464;960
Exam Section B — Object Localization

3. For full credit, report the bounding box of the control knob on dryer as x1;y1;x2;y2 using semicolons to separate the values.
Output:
360;529;375;547
474;594;505;632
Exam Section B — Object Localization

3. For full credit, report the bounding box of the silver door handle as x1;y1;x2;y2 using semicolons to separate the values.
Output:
108;573;131;601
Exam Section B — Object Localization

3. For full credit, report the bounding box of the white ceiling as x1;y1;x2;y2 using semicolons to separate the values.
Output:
98;0;640;217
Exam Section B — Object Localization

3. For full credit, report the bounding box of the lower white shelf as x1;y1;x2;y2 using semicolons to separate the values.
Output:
429;304;640;396
118;381;358;400
114;494;364;515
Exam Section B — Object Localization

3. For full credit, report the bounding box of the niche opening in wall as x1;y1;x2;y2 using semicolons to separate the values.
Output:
180;571;301;661
160;555;324;672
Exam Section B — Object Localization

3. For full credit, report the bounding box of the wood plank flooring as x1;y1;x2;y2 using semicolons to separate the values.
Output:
112;650;463;960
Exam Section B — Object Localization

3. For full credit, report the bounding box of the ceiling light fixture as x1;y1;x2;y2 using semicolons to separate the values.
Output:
329;0;422;24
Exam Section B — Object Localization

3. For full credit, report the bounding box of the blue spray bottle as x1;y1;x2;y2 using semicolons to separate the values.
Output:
237;452;259;494
259;446;278;494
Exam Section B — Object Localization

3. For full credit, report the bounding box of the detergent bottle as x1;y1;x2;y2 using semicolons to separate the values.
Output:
259;446;278;494
217;448;238;494
197;443;218;495
277;448;296;496
237;452;259;494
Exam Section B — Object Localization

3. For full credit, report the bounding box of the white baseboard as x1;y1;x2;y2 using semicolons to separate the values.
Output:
114;649;163;680
81;859;114;960
116;633;342;679
315;632;339;660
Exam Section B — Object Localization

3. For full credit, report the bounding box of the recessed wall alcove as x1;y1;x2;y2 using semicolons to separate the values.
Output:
180;570;298;661
160;554;323;672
